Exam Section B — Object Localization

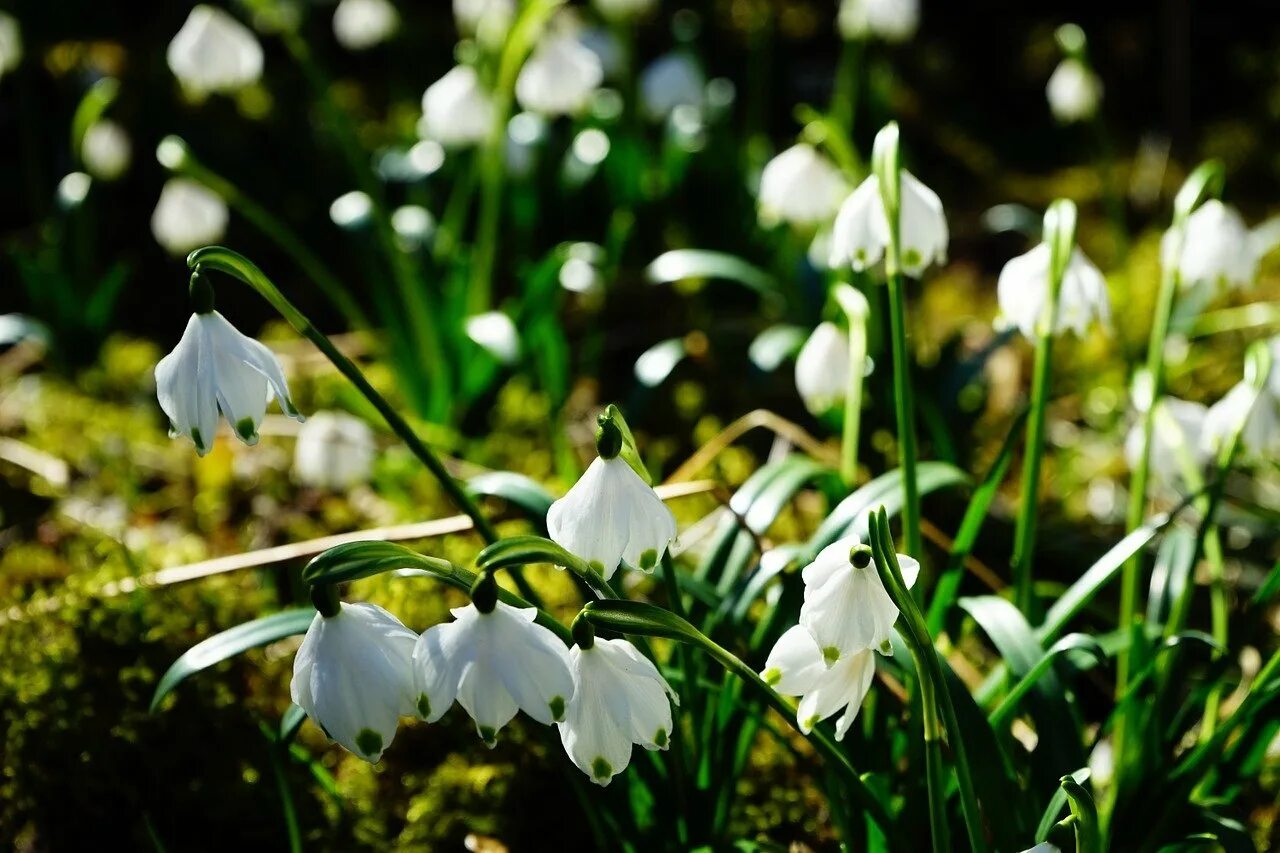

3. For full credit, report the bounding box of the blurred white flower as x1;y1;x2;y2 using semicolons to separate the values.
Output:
155;310;302;455
830;171;948;277
763;625;877;739
57;172;92;208
639;53;705;122
837;0;919;43
1201;381;1280;462
167;5;263;95
333;0;399;51
1124;398;1208;489
329;190;372;229
293;411;376;490
559;637;677;785
1046;59;1102;123
420;65;495;148
758;144;849;227
997;243;1110;338
799;537;919;663
1019;845;1062;853
391;204;436;249
592;0;657;23
151;178;229;256
1163;200;1258;293
0;12;22;78
515;33;603;116
454;0;514;39
465;311;520;365
794;322;850;415
81;120;132;181
578;27;624;80
290;602;417;762
414;600;575;746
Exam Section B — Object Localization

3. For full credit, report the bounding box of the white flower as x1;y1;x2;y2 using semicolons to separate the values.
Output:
763;625;877;739
420;65;495;148
639;53;705;122
167;5;263;95
290;602;418;762
465;311;520;365
559;637;677;785
592;0;657;23
155;311;302;455
0;12;21;77
837;0;919;43
454;0;514;38
829;171;948;277
1019;845;1062;853
293;411;375;490
758;144;850;228
333;0;399;51
1046;59;1102;123
515;33;603;117
794;322;850;415
578;27;624;80
547;455;677;580
997;243;1110;338
1201;381;1280;462
1124;398;1208;489
1163;200;1258;293
798;536;919;663
81;120;131;181
151;178;229;255
414;600;575;746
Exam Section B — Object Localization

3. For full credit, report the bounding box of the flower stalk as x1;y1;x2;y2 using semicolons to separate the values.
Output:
834;282;870;487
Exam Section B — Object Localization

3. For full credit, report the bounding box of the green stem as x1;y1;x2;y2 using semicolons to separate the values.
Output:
835;282;869;487
885;270;922;560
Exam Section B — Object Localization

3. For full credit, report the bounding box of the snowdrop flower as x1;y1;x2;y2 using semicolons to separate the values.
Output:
293;411;376;490
829;171;947;277
559;634;677;785
466;312;520;365
547;414;677;580
0;12;21;78
639;53;704;122
763;625;877;739
997;243;1110;338
515;33;603;117
1046;59;1102;123
1201;381;1280;462
837;0;919;44
333;0;399;51
167;5;263;95
414;595;574;746
420;65;495;148
758;144;850;228
155;307;302;455
592;0;657;22
794;322;850;415
799;537;919;663
81;120;132;181
1123;398;1208;489
454;0;514;38
151;178;229;256
1164;200;1258;293
290;602;418;762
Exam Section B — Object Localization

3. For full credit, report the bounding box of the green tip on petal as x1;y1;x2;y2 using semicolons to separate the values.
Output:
235;418;258;443
591;756;613;781
903;248;922;268
588;560;607;576
802;715;820;732
879;639;894;656
416;693;431;719
356;728;383;758
549;696;566;721
190;427;205;452
855;248;867;263
638;549;658;571
654;728;668;749
762;667;781;686
823;646;841;665
479;726;497;747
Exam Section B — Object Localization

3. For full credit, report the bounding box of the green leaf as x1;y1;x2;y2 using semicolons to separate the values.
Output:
150;609;315;713
302;541;453;587
476;534;582;573
466;471;555;523
1147;525;1196;630
1060;774;1102;853
71;77;120;157
280;703;308;743
1036;768;1090;843
989;633;1104;728
644;249;780;302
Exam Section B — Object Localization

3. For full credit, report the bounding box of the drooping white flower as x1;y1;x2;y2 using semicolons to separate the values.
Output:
151;178;229;255
0;12;21;78
592;0;657;23
81;119;132;181
639;53;704;122
829;171;948;277
465;311;520;365
420;65;495;148
333;0;399;51
763;624;877;739
155;310;302;455
290;602;418;762
1163;200;1258;293
997;243;1110;338
293;411;376;490
794;322;850;415
837;0;920;43
559;637;677;785
1201;381;1280;462
167;5;263;95
758;144;850;228
454;0;514;39
1046;59;1102;123
798;536;919;663
1124;398;1208;489
515;33;603;117
414;600;575;746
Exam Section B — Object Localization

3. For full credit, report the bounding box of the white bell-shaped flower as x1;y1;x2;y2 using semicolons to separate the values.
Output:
515;33;603;117
997;243;1110;338
333;0;399;51
1046;59;1102;124
293;411;375;490
763;625;877;739
414;599;575;746
290;602;418;762
1163;200;1258;293
592;0;657;22
758;144;850;228
829;171;948;277
465;311;520;365
151;178;229;256
155;310;302;455
1201;381;1280;462
798;536;919;663
1124;398;1208;489
81;119;132;181
559;637;677;785
794;322;850;415
420;65;495;148
639;53;705;122
837;0;919;44
0;12;21;78
454;0;514;38
167;5;263;95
